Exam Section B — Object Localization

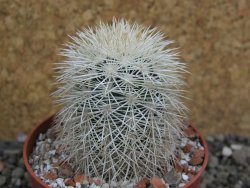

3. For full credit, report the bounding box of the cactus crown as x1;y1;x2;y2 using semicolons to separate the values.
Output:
53;19;187;182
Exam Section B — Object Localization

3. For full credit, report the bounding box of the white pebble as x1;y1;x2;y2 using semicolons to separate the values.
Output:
38;133;44;141
199;146;205;150
49;150;56;156
160;178;166;184
180;138;188;148
180;160;188;166
76;182;81;188
197;142;202;148
119;180;130;187
56;178;65;187
28;158;33;164
39;164;44;172
44;179;51;183
50;182;58;188
182;173;189;181
188;140;196;147
89;183;97;188
183;154;191;162
45;164;52;171
222;146;232;157
101;183;110;188
110;181;117;187
34;165;39;170
44;159;51;165
126;183;135;188
231;144;242;150
52;157;59;164
34;155;39;162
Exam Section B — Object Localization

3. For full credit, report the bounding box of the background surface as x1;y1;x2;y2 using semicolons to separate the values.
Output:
0;0;249;140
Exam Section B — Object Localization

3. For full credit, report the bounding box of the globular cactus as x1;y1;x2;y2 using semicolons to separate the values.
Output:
53;19;187;183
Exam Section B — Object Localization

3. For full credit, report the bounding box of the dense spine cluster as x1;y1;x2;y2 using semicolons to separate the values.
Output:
53;20;187;182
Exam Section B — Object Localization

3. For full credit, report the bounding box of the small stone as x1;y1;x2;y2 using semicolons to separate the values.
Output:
76;182;81;188
187;172;195;180
165;169;181;185
206;136;214;142
101;183;110;188
80;184;89;188
90;183;99;188
45;164;52;172
193;149;205;158
215;134;224;142
4;149;22;156
188;140;197;147
222;146;232;157
182;174;189;181
44;159;51;165
183;154;191;162
52;157;59;164
135;178;150;188
65;178;76;186
179;183;186;187
15;178;22;186
175;163;184;173
46;128;56;139
119;180;130;187
232;146;250;166
208;156;219;168
179;160;188;167
150;177;166;188
231;144;243;150
49;150;56;156
74;174;87;184
56;178;65;187
92;177;104;185
180;138;188;148
12;167;24;178
38;133;45;141
16;133;27;142
0;176;7;186
110;181;117;187
184;126;196;138
60;162;74;177
189;156;203;166
45;172;57;180
183;144;192;153
50;182;58;188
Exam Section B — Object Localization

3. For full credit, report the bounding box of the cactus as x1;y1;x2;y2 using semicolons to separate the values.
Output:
53;19;187;182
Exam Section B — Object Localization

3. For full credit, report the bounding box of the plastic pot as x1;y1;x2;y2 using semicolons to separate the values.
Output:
23;114;208;188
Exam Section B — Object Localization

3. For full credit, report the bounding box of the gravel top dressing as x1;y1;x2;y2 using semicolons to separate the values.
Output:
28;125;205;188
0;135;250;188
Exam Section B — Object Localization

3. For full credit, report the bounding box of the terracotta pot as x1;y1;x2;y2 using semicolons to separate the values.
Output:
23;114;208;188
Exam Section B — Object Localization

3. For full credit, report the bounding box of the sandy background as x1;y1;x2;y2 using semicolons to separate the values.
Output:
0;0;249;140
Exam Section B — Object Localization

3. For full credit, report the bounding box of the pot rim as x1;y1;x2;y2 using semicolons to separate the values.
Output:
23;114;55;188
23;114;208;188
182;123;209;188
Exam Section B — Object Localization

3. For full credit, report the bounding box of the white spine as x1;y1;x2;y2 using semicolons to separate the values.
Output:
53;19;187;182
